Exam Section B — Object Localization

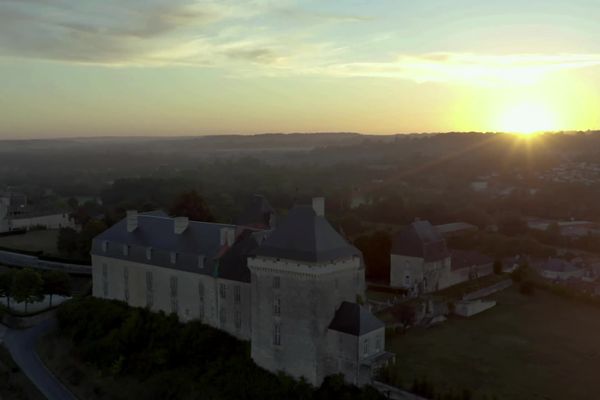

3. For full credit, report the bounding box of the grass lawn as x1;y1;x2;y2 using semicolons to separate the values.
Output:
384;287;600;399
0;230;60;256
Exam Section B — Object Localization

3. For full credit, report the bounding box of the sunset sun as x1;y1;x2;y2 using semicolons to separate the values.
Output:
496;102;559;135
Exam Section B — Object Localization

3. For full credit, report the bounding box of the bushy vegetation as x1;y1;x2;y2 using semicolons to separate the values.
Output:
56;297;384;400
0;269;70;313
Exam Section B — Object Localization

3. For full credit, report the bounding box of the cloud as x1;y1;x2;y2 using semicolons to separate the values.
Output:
1;0;598;88
315;53;600;86
0;0;366;67
0;0;241;64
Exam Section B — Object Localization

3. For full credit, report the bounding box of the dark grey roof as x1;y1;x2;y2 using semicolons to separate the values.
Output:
391;220;449;262
538;258;581;273
235;194;274;229
217;229;269;282
450;250;492;271
91;214;240;277
435;222;478;237
254;205;360;263
329;301;384;336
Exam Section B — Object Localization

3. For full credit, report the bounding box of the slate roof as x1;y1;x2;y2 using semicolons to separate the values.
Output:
254;205;360;263
391;220;449;262
217;229;269;282
435;222;478;237
91;213;247;277
235;194;275;229
538;258;582;273
450;250;493;271
328;301;385;336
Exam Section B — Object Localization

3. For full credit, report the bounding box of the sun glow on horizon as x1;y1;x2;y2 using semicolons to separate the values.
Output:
495;102;560;135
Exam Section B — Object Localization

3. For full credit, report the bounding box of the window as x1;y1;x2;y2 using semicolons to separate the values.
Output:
273;297;281;316
376;335;382;352
146;247;153;260
170;276;178;314
198;255;205;269
146;271;153;308
123;245;129;256
198;282;205;302
234;285;241;304
102;241;108;253
102;264;108;297
123;267;129;302
170;252;178;264
220;308;226;325
273;323;281;346
219;283;227;299
363;339;369;356
235;311;241;330
273;276;280;289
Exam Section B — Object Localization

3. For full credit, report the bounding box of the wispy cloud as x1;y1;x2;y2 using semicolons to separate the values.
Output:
315;53;600;86
1;0;599;88
0;0;363;67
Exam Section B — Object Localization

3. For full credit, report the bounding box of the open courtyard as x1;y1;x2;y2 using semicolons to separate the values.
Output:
0;230;60;256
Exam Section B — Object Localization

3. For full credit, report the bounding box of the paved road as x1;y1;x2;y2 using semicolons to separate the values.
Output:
3;318;78;400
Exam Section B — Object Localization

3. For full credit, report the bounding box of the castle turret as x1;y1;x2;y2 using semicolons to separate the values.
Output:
248;198;370;385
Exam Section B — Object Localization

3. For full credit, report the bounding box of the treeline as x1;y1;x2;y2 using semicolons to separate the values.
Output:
57;297;384;400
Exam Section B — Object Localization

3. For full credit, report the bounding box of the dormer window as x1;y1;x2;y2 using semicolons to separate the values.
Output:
198;255;205;269
146;247;153;260
170;252;177;264
102;241;108;253
123;245;129;256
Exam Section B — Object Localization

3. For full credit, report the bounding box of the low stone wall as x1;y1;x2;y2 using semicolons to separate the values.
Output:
0;250;91;275
462;279;512;301
454;300;496;317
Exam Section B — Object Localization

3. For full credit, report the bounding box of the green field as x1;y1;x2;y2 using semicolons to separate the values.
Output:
384;287;600;399
0;230;60;256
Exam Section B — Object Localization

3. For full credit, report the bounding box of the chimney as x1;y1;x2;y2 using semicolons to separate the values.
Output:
220;227;235;246
312;197;325;217
126;210;138;233
174;217;189;234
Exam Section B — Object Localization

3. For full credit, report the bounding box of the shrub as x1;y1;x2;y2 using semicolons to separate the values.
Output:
520;280;535;296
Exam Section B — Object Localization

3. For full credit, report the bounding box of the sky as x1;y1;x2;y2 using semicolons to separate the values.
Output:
0;0;599;139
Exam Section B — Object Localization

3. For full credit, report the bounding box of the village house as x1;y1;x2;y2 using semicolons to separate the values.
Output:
389;220;493;294
534;258;585;281
0;191;76;233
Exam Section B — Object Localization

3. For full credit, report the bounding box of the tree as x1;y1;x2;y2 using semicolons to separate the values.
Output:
353;231;392;283
79;219;108;258
42;270;71;307
170;191;214;222
12;268;44;313
57;227;79;256
493;259;503;275
392;303;416;331
0;270;14;310
520;280;535;296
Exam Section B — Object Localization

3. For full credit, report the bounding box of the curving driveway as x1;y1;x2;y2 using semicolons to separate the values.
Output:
3;318;78;400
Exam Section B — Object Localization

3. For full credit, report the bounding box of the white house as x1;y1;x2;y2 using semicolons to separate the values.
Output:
389;220;452;294
390;221;492;294
0;192;76;233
